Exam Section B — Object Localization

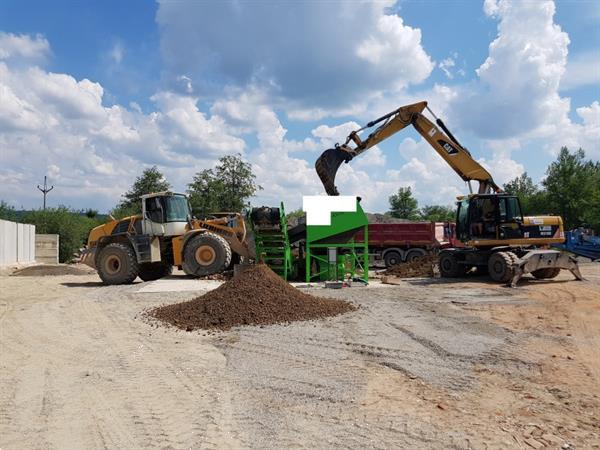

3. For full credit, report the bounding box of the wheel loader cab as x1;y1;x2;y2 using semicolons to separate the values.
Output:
141;192;190;237
456;194;524;244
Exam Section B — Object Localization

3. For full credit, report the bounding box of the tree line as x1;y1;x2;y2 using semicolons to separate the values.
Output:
387;147;599;232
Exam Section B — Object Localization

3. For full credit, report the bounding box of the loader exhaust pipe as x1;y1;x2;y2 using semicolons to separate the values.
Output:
315;147;353;196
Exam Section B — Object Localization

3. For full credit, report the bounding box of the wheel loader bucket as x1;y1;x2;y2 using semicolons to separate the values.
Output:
315;148;351;196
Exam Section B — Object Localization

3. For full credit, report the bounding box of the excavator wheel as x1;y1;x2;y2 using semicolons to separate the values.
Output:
439;251;466;278
487;251;517;283
97;242;139;285
138;262;173;282
531;267;561;279
182;232;232;277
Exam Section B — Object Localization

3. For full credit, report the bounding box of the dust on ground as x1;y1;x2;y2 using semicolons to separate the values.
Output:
0;263;598;449
10;263;94;276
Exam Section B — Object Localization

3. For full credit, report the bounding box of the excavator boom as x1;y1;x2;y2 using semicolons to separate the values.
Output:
315;101;500;195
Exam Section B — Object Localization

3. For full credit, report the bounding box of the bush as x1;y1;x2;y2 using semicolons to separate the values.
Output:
21;207;103;263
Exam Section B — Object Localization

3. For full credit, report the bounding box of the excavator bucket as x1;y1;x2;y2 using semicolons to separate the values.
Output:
315;147;351;196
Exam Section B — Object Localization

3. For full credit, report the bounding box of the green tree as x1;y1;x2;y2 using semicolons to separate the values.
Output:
543;147;600;231
388;187;419;220
502;172;547;215
22;207;103;263
188;154;261;218
0;200;17;221
419;204;455;222
115;166;171;216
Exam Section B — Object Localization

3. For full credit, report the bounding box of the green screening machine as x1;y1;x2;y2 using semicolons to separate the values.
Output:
250;197;368;283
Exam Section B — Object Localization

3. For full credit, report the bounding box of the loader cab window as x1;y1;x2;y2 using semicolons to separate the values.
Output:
145;197;164;223
164;195;190;222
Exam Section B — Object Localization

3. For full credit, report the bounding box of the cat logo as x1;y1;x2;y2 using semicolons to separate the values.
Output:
438;140;459;155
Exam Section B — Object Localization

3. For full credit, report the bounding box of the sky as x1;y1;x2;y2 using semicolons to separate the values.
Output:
0;0;598;213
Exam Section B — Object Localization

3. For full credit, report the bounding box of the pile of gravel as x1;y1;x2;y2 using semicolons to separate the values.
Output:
383;255;437;278
150;264;356;331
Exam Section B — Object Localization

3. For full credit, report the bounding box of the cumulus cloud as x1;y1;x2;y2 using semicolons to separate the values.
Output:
0;32;50;64
450;0;598;160
0;41;247;210
156;0;433;112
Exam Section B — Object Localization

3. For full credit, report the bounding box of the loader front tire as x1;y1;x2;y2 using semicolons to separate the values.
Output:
97;243;139;285
182;232;232;277
138;262;173;282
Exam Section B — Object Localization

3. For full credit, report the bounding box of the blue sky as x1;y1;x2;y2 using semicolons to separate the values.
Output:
0;0;598;213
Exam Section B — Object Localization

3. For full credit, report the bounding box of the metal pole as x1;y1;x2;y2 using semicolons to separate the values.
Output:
37;176;54;210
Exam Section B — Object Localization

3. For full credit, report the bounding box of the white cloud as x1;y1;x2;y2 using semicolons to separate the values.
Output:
450;0;599;160
438;55;456;79
0;39;249;211
0;32;50;64
156;1;433;114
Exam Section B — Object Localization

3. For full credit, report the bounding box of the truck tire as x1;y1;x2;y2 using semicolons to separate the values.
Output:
138;262;173;282
97;242;139;285
439;251;466;277
531;267;561;279
384;250;402;268
487;251;516;283
406;248;427;262
182;232;232;277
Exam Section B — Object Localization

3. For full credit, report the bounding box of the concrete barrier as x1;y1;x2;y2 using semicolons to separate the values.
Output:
0;219;36;265
36;234;60;264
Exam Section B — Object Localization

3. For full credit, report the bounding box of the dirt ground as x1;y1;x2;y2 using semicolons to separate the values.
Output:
1;263;598;449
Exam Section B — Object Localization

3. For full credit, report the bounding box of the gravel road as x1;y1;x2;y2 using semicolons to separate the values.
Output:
1;264;598;449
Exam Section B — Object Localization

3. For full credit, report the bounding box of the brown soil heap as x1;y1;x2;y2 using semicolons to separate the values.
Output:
383;255;437;278
11;264;92;276
150;264;356;331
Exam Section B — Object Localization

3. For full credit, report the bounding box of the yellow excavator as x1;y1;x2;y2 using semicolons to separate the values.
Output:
81;192;252;284
315;101;582;286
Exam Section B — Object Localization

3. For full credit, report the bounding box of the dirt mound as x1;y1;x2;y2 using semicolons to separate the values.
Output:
382;255;438;278
11;264;92;277
150;264;356;331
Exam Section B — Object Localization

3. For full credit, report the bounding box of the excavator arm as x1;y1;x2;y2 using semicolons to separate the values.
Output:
315;101;500;195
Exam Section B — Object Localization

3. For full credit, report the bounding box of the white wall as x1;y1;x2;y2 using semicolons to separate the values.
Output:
0;219;36;265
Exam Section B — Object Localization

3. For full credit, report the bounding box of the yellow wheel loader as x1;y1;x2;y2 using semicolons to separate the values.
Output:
80;192;253;284
315;101;583;286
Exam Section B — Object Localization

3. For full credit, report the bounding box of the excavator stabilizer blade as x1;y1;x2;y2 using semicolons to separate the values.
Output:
315;148;350;196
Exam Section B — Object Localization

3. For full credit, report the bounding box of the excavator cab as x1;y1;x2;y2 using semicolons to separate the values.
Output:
456;194;524;244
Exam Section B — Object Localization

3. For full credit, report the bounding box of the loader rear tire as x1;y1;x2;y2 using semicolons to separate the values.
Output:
97;243;139;285
532;267;561;279
138;262;173;282
182;232;232;277
439;252;466;278
488;251;516;283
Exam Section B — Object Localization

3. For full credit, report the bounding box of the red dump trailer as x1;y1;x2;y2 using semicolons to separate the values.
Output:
355;222;458;267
